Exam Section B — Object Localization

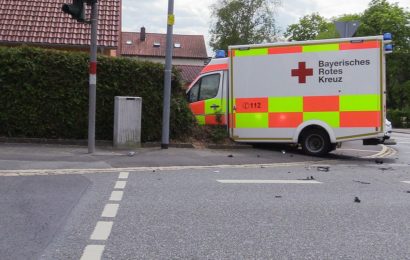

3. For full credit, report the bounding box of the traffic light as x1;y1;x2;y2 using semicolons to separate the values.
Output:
62;0;85;22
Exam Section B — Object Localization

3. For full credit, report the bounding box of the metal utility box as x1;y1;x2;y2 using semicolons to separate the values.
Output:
113;96;142;148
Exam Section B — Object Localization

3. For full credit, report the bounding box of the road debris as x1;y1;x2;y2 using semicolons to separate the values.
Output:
375;159;384;164
353;180;371;185
317;166;330;172
354;196;361;203
227;154;234;158
379;167;393;171
275;196;282;198
127;151;136;157
298;176;315;180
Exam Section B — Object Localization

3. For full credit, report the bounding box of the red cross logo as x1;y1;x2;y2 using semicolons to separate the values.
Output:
291;62;313;84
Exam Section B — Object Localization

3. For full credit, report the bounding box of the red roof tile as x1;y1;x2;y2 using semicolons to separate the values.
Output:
121;31;208;59
175;65;204;84
0;0;120;48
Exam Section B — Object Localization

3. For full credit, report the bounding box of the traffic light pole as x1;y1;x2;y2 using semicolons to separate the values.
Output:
161;0;174;149
88;1;98;153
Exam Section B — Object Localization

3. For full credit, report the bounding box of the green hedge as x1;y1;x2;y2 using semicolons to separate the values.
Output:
387;109;410;128
0;46;195;142
386;53;410;112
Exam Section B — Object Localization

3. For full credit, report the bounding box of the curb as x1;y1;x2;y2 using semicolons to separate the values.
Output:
392;129;410;134
0;138;195;149
0;137;251;150
141;142;194;149
0;137;112;147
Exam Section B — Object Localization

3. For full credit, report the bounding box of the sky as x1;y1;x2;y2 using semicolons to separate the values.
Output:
121;0;410;55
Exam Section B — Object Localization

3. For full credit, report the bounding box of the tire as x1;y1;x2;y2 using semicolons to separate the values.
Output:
300;128;331;156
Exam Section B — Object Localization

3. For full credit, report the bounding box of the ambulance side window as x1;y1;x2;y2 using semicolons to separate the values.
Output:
199;74;220;100
187;73;220;103
188;82;200;103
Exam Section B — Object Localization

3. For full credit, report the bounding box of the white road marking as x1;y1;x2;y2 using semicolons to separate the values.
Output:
81;172;128;259
217;180;322;184
0;160;334;176
109;190;123;201
401;181;410;184
118;172;129;179
90;221;113;241
114;181;127;189
80;245;105;260
101;203;119;218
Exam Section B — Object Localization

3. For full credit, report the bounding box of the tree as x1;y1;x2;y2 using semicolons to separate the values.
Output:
284;13;329;41
357;0;410;52
283;0;409;117
209;0;281;52
355;0;410;112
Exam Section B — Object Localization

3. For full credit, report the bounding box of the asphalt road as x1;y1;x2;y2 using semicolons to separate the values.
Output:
391;133;410;164
0;134;408;260
0;175;90;260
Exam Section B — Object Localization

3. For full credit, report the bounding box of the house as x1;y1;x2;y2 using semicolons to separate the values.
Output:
121;28;209;87
0;0;121;56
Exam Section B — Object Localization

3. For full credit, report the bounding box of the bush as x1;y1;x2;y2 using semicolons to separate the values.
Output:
386;53;410;110
387;109;410;128
0;46;195;142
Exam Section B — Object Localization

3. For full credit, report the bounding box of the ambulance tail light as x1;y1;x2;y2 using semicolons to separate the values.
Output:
215;50;226;58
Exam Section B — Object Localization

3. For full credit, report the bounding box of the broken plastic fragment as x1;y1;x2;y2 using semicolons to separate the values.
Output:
317;166;329;172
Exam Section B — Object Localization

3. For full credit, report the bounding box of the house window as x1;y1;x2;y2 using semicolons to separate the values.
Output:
153;42;161;47
174;43;181;48
126;40;132;45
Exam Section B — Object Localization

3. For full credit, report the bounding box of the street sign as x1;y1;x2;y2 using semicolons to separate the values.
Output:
335;21;360;38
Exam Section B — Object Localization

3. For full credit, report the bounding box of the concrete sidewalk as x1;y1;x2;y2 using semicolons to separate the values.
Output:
393;128;410;134
0;142;322;172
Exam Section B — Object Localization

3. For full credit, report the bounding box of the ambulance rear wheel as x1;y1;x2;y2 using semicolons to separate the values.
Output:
300;129;331;156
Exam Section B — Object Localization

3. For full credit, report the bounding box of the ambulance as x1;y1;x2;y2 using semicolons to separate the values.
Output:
186;35;393;156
